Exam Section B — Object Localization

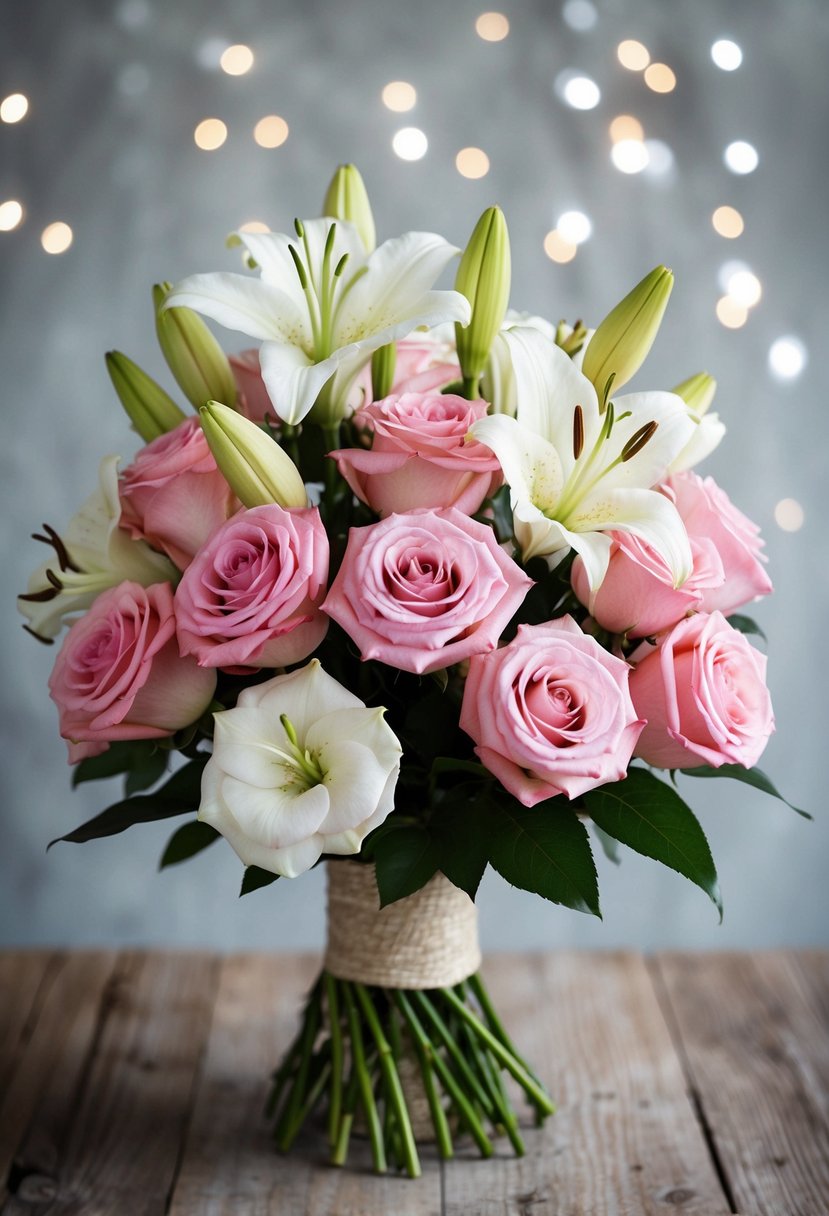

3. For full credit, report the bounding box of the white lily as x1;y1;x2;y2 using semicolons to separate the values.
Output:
165;219;471;427
470;327;696;591
199;659;402;878
668;373;726;473
18;455;177;640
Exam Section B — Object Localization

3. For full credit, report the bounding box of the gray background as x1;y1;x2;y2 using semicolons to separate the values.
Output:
1;0;826;951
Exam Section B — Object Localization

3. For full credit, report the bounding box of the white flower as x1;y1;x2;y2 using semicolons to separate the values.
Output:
481;311;556;416
18;455;177;641
199;659;402;878
471;327;695;592
668;375;726;473
165;219;471;426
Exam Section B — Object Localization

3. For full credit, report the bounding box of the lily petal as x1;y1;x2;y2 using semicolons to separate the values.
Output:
573;486;693;588
166;272;311;347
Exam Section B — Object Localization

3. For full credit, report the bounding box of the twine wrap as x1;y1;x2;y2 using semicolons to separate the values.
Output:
324;860;481;990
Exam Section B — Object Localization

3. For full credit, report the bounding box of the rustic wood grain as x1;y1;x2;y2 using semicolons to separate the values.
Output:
441;953;732;1216
1;951;218;1216
168;952;444;1216
654;951;829;1216
0;952;57;1100
0;951;116;1204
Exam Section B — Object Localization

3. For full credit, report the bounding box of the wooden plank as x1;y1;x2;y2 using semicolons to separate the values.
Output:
168;952;443;1216
0;953;58;1099
1;951;219;1216
442;952;731;1216
655;951;829;1216
0;952;116;1203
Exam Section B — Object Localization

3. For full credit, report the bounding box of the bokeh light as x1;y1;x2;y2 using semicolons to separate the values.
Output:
725;269;762;308
555;71;601;110
194;118;228;150
609;114;644;143
712;205;744;238
0;200;24;231
711;39;743;71
561;0;597;31
392;127;428;161
254;115;289;148
724;140;759;174
644;63;676;93
617;40;650;71
611;139;649;174
382;81;417;112
556;210;592;244
768;336;808;382
716;296;748;328
41;222;73;255
0;93;29;124
475;12;510;41
220;44;254;76
543;230;577;263
642;139;675;179
774;498;805;531
239;220;271;234
456;147;490;178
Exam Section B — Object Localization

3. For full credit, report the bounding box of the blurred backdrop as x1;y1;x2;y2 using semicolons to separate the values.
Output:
1;0;826;951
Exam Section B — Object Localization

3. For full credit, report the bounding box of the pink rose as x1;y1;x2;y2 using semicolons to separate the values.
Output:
322;508;532;674
331;393;502;516
229;349;275;423
630;611;774;769
571;530;725;639
175;505;329;669
666;471;772;614
460;618;644;805
389;336;459;394
119;417;238;570
49;581;217;763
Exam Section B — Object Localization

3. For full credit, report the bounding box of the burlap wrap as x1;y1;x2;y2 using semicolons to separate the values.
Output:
324;860;481;989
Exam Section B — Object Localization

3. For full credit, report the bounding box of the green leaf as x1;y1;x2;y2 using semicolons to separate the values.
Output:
160;820;219;868
125;749;169;797
240;865;280;896
727;614;767;642
487;800;601;917
431;792;491;900
372;825;440;907
71;741;158;788
584;768;722;917
51;759;207;847
679;764;811;819
592;824;622;865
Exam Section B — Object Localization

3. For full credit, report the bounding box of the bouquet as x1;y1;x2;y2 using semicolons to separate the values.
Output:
19;165;802;1177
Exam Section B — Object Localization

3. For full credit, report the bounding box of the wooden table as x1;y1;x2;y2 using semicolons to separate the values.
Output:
1;951;827;1215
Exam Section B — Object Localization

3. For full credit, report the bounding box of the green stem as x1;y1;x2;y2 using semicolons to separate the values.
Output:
343;984;387;1174
467;974;547;1093
353;984;421;1179
324;974;344;1148
264;1038;302;1119
402;1004;454;1159
442;987;556;1116
461;374;481;399
279;1055;332;1151
410;990;497;1122
394;991;493;1159
274;980;322;1147
332;1049;361;1167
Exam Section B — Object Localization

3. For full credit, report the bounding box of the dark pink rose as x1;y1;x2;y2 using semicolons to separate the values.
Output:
175;505;329;669
331;393;502;516
666;471;773;614
49;581;216;763
229;349;275;423
119;417;238;570
460;618;644;805
630;610;774;769
322;508;532;674
571;530;725;639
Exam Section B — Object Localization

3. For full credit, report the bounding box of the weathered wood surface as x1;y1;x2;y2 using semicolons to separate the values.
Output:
0;951;825;1215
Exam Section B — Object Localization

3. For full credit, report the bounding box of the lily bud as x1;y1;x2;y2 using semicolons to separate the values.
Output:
105;351;186;442
582;265;673;398
199;401;307;509
371;343;397;401
672;372;717;418
454;206;511;392
322;164;376;254
154;282;237;410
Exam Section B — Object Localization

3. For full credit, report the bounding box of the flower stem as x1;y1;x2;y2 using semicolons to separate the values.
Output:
409;989;496;1122
343;984;387;1174
324;974;344;1148
274;979;322;1149
353;983;421;1179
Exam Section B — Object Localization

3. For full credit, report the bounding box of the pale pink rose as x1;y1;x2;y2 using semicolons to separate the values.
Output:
322;508;532;675
175;505;329;669
460;618;644;805
331;393;502;516
119;417;238;570
571;530;725;639
666;471;772;614
630;610;774;769
49;581;217;762
229;349;275;423
351;335;460;408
